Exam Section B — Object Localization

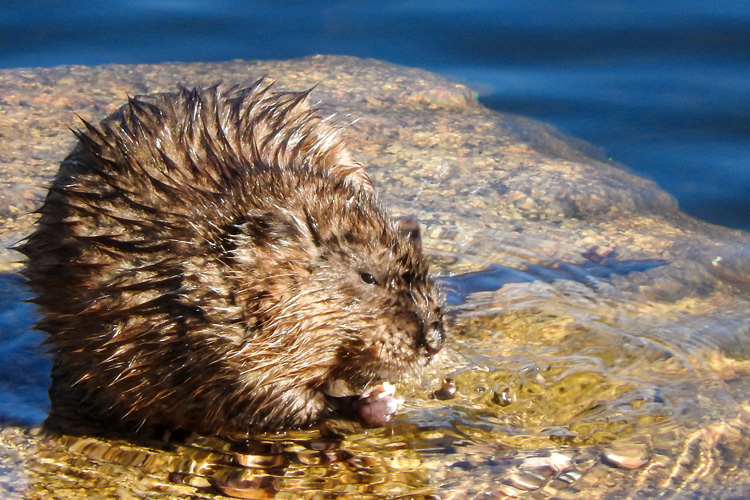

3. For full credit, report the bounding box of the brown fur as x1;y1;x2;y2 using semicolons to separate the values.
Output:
18;81;445;434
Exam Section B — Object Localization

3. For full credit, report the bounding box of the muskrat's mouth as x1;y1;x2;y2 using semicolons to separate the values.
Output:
322;378;373;398
322;378;402;403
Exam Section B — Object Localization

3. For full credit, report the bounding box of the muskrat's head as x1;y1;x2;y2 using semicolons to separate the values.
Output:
215;167;445;400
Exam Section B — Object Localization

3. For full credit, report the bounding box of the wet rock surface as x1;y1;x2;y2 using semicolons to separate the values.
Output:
2;55;750;499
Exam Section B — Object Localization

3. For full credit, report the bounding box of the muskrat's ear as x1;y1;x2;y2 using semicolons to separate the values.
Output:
396;215;422;252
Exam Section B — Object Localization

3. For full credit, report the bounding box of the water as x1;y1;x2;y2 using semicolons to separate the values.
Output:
0;274;50;425
1;1;749;230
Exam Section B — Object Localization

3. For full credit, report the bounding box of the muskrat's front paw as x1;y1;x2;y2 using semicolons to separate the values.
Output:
356;382;404;426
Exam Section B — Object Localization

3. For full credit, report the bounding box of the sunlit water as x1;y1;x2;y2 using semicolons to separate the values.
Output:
3;237;749;498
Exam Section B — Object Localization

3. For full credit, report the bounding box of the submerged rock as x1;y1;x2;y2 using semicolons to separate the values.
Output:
2;55;750;499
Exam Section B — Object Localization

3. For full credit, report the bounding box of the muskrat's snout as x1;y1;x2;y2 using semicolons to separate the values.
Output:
422;319;445;356
411;300;445;357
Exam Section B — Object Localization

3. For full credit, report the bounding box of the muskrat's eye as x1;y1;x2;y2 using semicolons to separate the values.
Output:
360;272;378;285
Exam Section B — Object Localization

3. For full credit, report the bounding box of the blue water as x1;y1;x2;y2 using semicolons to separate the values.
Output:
1;0;749;230
0;274;50;425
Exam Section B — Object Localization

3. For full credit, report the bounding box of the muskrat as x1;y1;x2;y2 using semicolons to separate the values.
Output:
18;80;445;435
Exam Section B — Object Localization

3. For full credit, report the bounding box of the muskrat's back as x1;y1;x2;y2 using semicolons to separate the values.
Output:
19;81;445;434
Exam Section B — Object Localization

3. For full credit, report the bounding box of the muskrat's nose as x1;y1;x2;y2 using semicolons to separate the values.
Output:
422;321;445;356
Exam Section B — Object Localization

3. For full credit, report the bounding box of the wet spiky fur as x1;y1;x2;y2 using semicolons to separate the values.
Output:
19;81;445;434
